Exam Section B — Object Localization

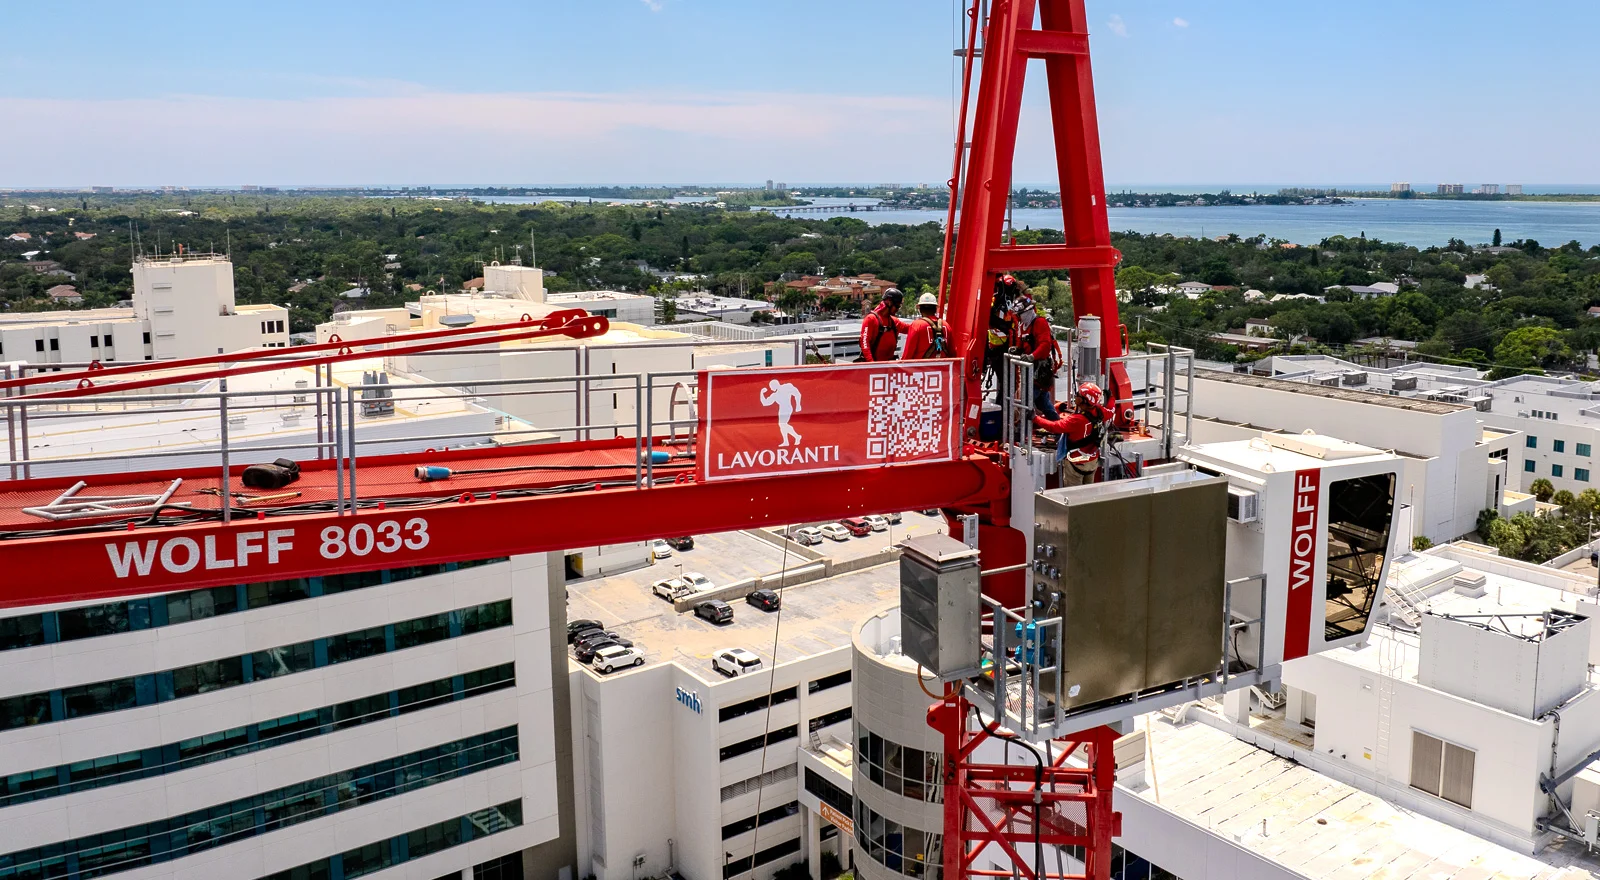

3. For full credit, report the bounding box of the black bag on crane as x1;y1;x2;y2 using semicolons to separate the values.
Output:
241;458;302;490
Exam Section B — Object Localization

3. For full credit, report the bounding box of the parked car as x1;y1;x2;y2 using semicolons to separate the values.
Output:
712;647;764;677
818;523;852;542
651;577;694;602
746;588;781;612
862;515;889;532
666;536;695;551
649;538;673;558
885;512;903;524
592;645;645;673
574;636;620;662
791;526;824;546
694;599;734;624
682;571;714;592
919;509;940;517
576;630;633;655
839;517;872;537
567;619;604;643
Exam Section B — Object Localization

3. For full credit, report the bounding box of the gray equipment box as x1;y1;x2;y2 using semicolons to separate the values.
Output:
900;534;983;682
1035;470;1228;709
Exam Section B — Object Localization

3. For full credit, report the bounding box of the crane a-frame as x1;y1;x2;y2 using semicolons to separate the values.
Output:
0;2;1143;877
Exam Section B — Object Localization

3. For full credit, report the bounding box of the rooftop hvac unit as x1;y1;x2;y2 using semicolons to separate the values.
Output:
1454;571;1487;598
1227;485;1259;523
1315;375;1341;387
1340;371;1369;387
1392;375;1418;391
1469;396;1493;412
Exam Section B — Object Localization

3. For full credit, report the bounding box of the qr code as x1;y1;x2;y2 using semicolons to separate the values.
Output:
867;371;946;459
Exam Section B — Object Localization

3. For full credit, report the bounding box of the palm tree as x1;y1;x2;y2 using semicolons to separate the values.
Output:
1530;478;1555;502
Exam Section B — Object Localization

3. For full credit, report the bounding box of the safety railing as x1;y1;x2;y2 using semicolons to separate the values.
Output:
1107;343;1195;460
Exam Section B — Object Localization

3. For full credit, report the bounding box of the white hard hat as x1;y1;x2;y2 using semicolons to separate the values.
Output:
917;292;938;307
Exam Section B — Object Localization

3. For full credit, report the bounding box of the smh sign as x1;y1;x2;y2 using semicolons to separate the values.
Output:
675;687;703;714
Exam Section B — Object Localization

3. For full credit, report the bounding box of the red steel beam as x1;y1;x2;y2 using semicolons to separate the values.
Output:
0;455;1007;608
1015;29;1088;57
986;244;1120;273
0;310;587;395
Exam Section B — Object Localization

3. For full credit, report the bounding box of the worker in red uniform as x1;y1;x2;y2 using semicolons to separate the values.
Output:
901;292;951;359
1033;381;1110;486
858;288;910;362
1010;295;1061;372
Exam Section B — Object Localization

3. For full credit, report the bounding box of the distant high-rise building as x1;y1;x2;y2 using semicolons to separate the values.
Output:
1506;184;1524;195
1437;183;1465;195
1482;184;1500;195
777;182;787;191
90;186;113;194
765;179;773;191
1390;182;1411;193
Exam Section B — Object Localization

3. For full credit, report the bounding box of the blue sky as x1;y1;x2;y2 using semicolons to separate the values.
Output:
2;0;1595;187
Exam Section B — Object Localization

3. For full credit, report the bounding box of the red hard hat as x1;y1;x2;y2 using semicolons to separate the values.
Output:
1001;274;1017;286
1077;382;1104;408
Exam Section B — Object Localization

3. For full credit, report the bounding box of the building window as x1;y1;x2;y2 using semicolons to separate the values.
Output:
809;706;852;733
719;687;798;722
1554;464;1565;478
472;853;525;880
1578;469;1591;483
804;768;853;817
143;331;151;344
2;662;514;809
103;334;112;347
808;669;852;694
90;336;99;347
854;800;940;879
722;837;802;879
1525;460;1537;473
0;600;512;734
0;729;521;880
1322;473;1395;640
1555;440;1566;453
1410;730;1474;809
720;725;799;761
34;339;44;352
261;800;522;880
0;558;506;654
856;724;942;803
1527;436;1538;448
721;800;800;839
1581;443;1594;457
48;338;58;351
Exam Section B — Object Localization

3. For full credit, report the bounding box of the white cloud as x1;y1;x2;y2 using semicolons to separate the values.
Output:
1172;17;1189;28
1106;15;1127;37
640;0;663;10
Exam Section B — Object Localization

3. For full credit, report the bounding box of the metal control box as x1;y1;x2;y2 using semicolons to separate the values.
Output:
1035;471;1229;709
900;534;983;681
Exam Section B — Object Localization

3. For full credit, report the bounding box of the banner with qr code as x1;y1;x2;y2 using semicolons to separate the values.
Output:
696;360;962;483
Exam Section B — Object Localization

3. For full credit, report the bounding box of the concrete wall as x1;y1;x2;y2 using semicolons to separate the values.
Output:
1284;648;1556;849
1418;615;1591;719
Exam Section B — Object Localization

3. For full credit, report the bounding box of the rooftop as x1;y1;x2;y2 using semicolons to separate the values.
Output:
563;514;949;684
1198;368;1469;415
1132;713;1598;880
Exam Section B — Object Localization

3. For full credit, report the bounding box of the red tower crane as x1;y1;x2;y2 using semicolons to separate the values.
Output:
0;2;1128;877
